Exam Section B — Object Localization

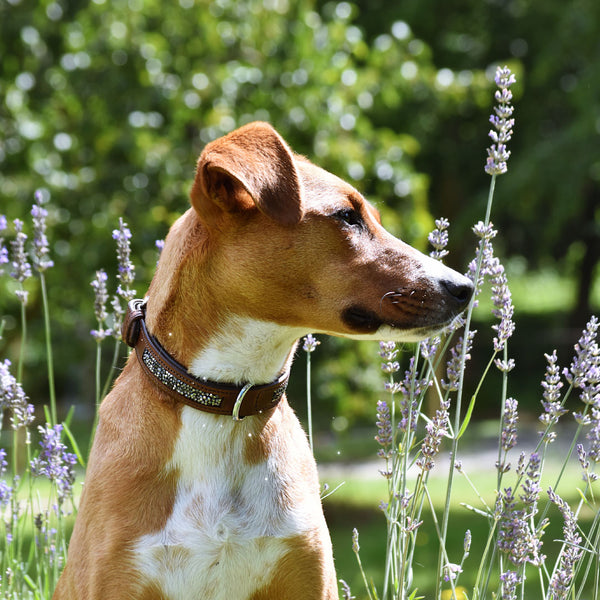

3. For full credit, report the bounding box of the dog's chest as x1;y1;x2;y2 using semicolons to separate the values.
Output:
132;408;314;599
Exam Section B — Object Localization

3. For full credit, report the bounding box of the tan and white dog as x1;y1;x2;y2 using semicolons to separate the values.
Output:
54;122;473;600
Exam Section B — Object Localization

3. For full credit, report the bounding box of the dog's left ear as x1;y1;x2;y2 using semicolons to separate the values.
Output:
191;122;304;225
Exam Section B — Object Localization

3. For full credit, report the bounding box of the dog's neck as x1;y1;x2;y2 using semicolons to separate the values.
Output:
188;315;306;386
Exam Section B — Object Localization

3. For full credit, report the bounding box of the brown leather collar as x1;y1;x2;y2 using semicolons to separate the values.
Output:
122;299;288;419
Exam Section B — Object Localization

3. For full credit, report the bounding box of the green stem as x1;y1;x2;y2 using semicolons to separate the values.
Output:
436;174;497;598
17;297;27;383
306;350;314;455
100;339;121;401
89;338;121;457
495;344;510;492
40;273;57;426
95;342;102;408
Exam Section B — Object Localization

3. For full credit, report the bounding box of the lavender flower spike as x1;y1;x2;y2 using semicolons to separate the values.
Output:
10;218;32;305
375;400;393;464
547;487;583;599
417;396;450;471
0;359;34;431
31;190;54;272
90;270;111;341
485;65;516;176
501;397;519;452
565;315;599;389
500;570;521;600
539;350;566;440
112;217;136;303
302;334;320;353
0;215;8;275
428;217;450;261
31;423;77;505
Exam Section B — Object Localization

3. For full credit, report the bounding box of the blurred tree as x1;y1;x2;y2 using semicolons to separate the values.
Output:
348;0;600;321
0;0;462;426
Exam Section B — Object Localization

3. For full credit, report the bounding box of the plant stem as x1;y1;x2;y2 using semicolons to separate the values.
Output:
306;349;314;454
40;273;57;426
17;297;26;383
436;174;497;598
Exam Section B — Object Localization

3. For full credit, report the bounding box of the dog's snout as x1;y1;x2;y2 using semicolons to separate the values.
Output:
442;276;474;309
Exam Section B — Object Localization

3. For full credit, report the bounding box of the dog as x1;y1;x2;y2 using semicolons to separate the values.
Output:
54;122;473;600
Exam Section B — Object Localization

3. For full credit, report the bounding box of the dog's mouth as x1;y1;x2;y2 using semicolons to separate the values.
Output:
340;303;461;340
341;306;383;334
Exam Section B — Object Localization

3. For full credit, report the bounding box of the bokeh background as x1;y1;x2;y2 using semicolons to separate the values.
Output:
2;0;599;427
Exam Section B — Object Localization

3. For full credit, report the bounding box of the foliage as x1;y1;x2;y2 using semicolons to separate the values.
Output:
0;6;598;592
0;0;486;418
340;66;600;600
347;0;600;317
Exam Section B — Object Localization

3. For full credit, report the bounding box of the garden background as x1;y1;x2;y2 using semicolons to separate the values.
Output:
1;0;600;597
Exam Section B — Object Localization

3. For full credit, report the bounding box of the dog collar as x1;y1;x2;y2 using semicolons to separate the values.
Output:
122;299;288;419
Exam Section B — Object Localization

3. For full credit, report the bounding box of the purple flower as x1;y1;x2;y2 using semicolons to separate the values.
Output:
497;485;545;566
547;487;583;599
501;398;519;452
31;190;54;272
90;270;111;341
485;65;516;176
351;528;360;553
155;238;165;265
375;400;392;459
587;406;600;464
417;395;450;471
397;357;431;432
0;359;34;431
10;219;32;305
0;448;10;507
31;424;77;505
428;217;450;261
420;335;441;360
443;563;463;582
463;529;472;554
539;351;567;441
379;341;400;374
520;453;542;512
0;215;8;274
565;316;599;390
379;341;397;362
500;570;521;600
442;331;476;391
112;217;136;303
339;580;355;600
495;358;516;373
577;443;598;482
467;222;515;352
302;334;320;353
466;222;497;303
490;261;515;353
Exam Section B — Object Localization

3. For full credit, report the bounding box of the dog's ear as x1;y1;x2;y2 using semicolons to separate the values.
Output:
190;122;303;225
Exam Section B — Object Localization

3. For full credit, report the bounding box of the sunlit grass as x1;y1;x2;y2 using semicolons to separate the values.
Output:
322;450;595;599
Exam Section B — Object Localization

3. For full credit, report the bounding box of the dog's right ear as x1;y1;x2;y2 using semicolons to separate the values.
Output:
190;122;303;226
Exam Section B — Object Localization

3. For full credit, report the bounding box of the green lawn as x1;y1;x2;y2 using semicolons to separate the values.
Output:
318;435;598;599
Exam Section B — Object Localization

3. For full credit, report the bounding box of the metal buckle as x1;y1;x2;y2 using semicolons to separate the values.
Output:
232;383;253;421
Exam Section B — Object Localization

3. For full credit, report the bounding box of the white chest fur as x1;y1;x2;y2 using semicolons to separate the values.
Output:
132;406;319;600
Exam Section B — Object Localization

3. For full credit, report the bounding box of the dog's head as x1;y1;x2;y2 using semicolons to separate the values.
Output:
152;122;472;351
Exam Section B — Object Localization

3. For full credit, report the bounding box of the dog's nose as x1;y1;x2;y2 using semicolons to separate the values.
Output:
441;275;474;309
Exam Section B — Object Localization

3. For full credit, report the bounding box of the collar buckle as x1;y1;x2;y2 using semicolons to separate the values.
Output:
122;299;288;418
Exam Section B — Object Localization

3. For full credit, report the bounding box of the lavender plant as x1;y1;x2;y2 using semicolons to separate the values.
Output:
303;334;321;454
0;195;81;598
0;192;144;597
346;66;599;600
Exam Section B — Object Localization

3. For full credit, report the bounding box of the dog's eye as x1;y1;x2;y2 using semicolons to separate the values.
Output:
334;208;363;228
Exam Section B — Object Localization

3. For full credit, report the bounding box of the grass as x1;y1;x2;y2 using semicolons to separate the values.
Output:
320;441;596;599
